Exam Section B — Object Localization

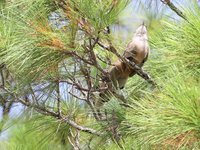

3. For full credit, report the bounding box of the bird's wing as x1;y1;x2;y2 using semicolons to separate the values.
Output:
123;42;137;61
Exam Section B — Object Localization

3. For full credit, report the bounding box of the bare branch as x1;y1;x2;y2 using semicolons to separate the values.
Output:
0;86;101;136
0;70;5;87
97;55;114;66
60;80;108;93
56;80;61;116
62;117;102;136
68;91;87;101
160;0;188;21
68;129;81;150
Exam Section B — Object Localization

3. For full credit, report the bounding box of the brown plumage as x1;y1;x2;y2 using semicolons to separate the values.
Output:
96;24;150;109
109;24;150;89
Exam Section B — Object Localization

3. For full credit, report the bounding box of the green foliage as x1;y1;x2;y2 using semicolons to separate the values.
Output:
70;0;130;32
0;116;71;150
150;1;200;76
1;0;200;149
0;0;69;83
123;68;200;149
0;0;131;85
0;99;90;149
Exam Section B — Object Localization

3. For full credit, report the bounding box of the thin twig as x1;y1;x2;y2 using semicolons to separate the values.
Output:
97;55;114;66
68;128;81;150
0;70;5;87
56;80;61;116
160;0;188;21
0;86;101;136
68;91;87;101
60;80;108;92
62;117;102;136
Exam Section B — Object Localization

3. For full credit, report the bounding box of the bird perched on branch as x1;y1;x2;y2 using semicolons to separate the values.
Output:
95;23;150;118
109;23;150;90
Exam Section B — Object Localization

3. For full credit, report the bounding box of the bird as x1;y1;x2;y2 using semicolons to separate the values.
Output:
109;23;150;90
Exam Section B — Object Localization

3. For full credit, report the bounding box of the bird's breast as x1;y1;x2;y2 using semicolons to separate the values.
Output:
133;39;149;64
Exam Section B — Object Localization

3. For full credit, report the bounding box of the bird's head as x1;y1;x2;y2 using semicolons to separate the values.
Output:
134;23;147;36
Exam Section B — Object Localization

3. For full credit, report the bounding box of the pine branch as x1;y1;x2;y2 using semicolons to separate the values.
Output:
63;117;101;136
0;86;101;136
161;0;188;21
